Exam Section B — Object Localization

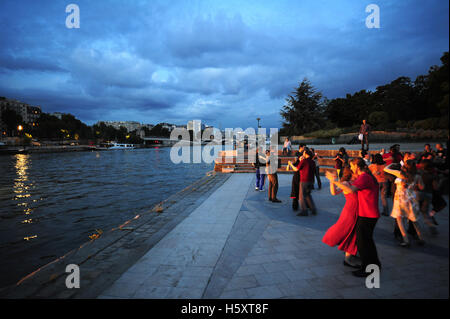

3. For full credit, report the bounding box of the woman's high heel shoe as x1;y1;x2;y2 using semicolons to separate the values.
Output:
399;241;410;248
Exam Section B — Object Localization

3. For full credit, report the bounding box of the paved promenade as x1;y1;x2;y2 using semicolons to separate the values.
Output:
99;173;449;299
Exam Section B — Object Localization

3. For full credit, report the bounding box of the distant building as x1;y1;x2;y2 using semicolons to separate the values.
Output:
0;97;42;132
187;120;206;131
102;121;142;132
50;112;64;120
141;123;155;130
159;122;177;132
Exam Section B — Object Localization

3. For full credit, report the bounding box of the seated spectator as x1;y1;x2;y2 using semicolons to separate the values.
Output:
282;137;292;156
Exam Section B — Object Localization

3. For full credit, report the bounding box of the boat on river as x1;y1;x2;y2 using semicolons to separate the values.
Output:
108;143;136;150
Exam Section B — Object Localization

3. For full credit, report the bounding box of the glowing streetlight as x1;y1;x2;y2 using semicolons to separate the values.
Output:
17;125;23;131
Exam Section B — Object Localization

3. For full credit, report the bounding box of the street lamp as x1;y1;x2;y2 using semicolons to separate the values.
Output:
256;118;261;150
17;125;23;131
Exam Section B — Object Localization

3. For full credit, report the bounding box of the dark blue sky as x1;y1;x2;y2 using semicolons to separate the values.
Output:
0;0;448;129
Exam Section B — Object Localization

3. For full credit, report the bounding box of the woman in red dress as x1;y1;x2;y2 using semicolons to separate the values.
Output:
323;167;361;268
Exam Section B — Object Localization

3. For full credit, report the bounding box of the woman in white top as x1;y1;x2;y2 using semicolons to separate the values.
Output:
384;160;425;247
282;138;292;156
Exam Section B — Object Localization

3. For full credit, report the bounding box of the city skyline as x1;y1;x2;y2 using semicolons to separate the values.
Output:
0;0;448;130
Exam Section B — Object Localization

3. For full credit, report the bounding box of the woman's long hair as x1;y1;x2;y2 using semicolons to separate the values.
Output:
401;159;417;184
350;157;378;184
340;166;354;182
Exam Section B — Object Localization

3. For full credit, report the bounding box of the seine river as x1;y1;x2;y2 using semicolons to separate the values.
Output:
0;147;214;288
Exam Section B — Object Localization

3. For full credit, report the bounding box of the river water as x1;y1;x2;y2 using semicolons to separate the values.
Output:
0;147;214;288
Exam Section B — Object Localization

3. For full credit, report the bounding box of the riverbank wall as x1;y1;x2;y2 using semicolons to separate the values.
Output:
213;148;421;175
282;129;448;145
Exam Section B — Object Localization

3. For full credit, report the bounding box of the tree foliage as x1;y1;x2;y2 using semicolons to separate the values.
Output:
281;52;449;134
280;78;327;136
1;108;23;135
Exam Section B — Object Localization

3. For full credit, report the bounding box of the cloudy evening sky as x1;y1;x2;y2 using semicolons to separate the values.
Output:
0;0;448;130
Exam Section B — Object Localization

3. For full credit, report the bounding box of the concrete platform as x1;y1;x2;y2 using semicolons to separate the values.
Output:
98;173;449;299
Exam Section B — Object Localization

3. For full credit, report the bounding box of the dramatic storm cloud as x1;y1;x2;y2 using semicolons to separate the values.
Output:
0;0;448;129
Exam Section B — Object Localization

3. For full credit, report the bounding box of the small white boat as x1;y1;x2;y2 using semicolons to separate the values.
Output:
109;143;135;149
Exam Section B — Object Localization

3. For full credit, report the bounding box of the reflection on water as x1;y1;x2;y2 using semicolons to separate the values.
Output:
0;148;213;288
13;155;36;229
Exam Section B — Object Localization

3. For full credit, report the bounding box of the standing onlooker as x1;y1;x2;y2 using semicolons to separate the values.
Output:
296;149;317;216
369;154;389;216
323;167;360;268
266;149;281;203
332;158;381;277
359;119;370;151
282;137;292;156
384;160;426;247
311;148;322;190
435;143;447;164
252;148;266;192
335;147;349;179
420;144;435;161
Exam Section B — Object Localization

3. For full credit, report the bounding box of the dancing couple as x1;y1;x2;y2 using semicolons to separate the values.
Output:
323;158;381;277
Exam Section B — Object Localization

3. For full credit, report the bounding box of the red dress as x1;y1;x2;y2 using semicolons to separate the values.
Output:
322;192;358;255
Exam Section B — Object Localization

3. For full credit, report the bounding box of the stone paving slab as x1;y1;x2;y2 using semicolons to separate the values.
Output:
99;174;253;299
98;173;449;299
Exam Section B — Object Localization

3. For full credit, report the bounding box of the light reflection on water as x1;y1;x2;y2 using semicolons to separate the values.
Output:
0;148;213;288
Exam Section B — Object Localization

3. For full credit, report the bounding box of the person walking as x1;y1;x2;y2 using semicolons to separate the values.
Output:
252;148;266;191
331;158;381;277
369;154;389;216
323;167;360;268
266;149;281;203
359;119;370;151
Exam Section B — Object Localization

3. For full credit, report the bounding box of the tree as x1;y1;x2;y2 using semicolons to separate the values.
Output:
280;78;326;135
148;124;170;137
1;108;23;136
325;90;374;127
368;111;389;128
